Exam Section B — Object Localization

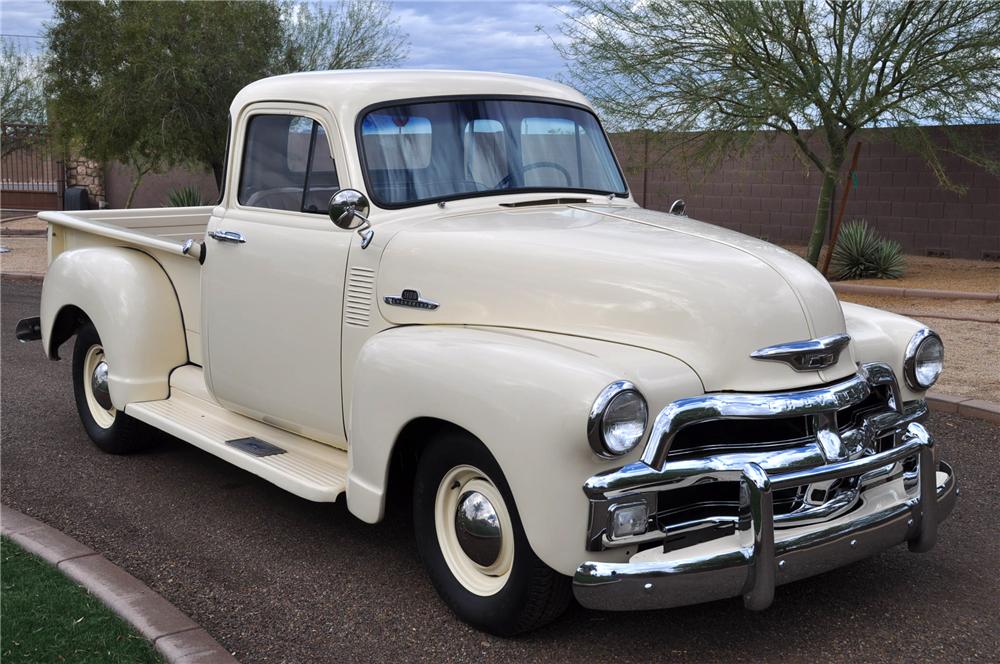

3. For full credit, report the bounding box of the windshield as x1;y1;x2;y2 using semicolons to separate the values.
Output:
359;98;627;207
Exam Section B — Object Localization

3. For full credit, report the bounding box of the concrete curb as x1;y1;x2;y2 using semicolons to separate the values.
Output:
927;393;1000;425
1;505;238;664
832;282;1000;302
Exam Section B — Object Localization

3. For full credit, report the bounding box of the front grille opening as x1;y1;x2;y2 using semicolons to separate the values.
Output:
837;386;891;432
654;482;804;530
668;417;810;458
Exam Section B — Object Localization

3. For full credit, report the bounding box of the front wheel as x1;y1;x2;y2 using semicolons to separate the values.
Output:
72;322;155;454
413;431;571;635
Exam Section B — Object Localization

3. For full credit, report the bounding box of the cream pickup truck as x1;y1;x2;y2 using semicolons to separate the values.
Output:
17;71;956;635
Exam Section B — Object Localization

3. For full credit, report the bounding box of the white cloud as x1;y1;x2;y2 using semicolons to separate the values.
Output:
0;0;574;79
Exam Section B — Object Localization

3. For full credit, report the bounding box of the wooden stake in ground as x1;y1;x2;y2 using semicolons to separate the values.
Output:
821;141;864;277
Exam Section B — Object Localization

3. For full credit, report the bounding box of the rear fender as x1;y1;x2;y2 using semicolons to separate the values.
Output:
40;247;188;408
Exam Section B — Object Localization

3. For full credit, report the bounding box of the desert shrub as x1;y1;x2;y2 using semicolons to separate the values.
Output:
830;219;905;280
165;186;206;207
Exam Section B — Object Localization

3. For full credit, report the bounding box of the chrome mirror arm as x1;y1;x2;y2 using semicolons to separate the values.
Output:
353;213;374;249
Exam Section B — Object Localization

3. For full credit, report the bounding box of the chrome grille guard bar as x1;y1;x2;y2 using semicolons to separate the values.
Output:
583;364;920;552
640;362;901;470
574;424;956;612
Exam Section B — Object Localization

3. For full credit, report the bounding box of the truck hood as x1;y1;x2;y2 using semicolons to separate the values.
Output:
377;204;855;392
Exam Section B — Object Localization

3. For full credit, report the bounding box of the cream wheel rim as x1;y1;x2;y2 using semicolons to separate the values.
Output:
434;464;514;596
83;344;116;428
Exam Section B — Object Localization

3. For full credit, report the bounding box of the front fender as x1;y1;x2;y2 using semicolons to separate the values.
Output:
40;247;188;408
345;325;703;576
842;302;932;402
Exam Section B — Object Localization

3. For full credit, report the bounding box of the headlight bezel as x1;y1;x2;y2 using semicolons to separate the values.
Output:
587;381;648;458
903;328;944;390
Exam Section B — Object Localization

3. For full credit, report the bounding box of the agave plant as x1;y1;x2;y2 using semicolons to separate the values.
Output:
830;219;905;280
166;186;206;207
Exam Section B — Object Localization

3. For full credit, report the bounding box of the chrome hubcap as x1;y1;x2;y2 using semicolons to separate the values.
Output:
454;490;502;567
91;360;112;410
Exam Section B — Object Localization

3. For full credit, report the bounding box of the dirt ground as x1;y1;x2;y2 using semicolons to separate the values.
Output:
0;236;47;275
785;245;1000;294
839;291;1000;402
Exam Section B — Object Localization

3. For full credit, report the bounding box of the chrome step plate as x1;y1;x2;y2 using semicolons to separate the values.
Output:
226;437;286;457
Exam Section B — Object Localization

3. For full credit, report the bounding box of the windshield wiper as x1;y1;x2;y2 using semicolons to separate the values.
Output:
499;197;592;208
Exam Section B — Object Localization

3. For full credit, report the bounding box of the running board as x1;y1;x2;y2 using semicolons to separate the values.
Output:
126;366;347;502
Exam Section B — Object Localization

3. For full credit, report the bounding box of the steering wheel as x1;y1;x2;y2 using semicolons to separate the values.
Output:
495;161;573;189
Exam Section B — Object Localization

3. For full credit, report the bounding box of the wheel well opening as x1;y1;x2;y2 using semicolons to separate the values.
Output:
384;417;474;522
48;305;89;360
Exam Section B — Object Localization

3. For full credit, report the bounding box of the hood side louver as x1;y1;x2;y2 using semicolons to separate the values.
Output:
345;266;375;327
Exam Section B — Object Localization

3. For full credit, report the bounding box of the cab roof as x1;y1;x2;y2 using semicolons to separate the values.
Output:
230;69;594;121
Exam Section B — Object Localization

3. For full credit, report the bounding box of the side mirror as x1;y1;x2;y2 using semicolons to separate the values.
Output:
669;199;686;216
329;189;374;248
329;189;370;229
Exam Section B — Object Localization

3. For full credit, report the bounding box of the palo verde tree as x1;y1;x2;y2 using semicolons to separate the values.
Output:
555;1;1000;265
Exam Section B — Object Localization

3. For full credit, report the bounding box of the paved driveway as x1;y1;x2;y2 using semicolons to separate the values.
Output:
2;277;997;663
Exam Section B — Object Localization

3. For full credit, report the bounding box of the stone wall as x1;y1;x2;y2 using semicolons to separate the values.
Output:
65;157;106;206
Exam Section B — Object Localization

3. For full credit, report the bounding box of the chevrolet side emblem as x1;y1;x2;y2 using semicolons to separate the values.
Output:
384;289;439;310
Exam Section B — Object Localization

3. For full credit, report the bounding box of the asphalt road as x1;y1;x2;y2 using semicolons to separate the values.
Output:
2;277;998;663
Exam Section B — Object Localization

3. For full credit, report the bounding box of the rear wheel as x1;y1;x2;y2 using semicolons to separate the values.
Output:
413;431;571;635
72;322;155;454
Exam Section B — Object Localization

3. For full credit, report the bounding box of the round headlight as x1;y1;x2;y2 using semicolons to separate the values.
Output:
588;382;648;458
904;329;944;390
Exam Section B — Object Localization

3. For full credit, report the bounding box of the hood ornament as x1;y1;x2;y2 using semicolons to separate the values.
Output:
384;289;439;310
750;334;850;372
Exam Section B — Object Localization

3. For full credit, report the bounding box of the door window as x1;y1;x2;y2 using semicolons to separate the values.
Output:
238;114;340;213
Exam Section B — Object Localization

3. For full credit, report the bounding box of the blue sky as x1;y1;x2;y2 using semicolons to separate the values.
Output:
0;0;573;79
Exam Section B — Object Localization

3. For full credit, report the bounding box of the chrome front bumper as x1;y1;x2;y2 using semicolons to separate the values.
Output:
574;365;957;612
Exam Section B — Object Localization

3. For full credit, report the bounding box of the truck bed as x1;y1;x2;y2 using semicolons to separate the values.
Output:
39;206;211;363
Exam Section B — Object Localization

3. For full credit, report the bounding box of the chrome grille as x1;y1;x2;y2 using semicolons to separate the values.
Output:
584;364;927;553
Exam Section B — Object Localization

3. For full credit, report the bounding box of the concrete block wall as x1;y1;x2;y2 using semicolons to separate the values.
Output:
611;125;1000;260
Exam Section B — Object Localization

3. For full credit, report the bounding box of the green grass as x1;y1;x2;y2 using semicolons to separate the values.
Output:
1;536;161;663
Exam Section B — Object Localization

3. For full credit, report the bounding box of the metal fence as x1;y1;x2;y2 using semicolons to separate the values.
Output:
1;123;64;211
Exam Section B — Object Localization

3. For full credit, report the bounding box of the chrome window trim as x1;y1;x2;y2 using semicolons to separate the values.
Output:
587;381;647;459
903;328;942;390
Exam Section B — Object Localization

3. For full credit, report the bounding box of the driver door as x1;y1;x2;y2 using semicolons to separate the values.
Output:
201;104;351;447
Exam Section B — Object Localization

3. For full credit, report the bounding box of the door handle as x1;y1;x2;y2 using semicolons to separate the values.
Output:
208;230;246;244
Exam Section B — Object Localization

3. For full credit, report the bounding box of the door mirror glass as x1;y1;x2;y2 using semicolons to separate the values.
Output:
329;189;370;229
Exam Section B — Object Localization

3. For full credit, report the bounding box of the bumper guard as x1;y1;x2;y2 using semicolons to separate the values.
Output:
574;423;958;611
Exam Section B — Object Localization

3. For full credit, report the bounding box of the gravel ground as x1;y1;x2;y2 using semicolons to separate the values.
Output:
784;245;1000;294
838;293;1000;402
3;277;999;663
0;237;47;275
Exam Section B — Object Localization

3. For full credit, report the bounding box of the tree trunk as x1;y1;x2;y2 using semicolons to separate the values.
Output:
124;170;146;209
805;167;838;266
